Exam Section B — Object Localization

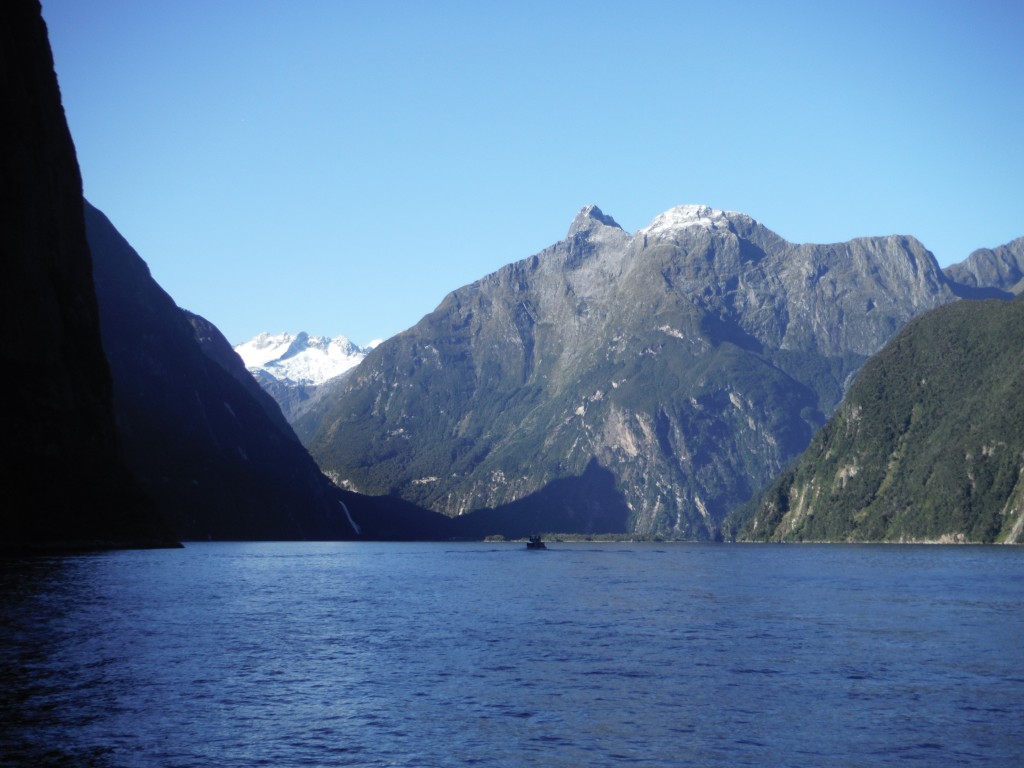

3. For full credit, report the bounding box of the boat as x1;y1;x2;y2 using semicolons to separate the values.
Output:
526;535;546;550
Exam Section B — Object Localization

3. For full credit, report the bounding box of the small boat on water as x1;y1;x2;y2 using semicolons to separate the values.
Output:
526;535;547;550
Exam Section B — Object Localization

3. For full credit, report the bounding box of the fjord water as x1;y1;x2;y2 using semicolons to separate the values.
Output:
1;543;1020;767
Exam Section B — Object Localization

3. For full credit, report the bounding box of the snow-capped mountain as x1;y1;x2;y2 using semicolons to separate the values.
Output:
234;332;379;423
304;203;973;539
235;332;378;386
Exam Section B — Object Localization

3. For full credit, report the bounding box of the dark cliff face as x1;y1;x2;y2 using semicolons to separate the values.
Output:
85;202;450;541
303;204;974;539
0;1;174;551
739;296;1024;544
186;311;299;439
86;202;353;540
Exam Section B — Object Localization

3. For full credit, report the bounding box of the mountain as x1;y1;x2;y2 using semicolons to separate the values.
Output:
85;201;450;541
1;0;175;552
738;296;1024;543
300;203;974;540
235;332;374;381
943;237;1024;296
234;332;376;423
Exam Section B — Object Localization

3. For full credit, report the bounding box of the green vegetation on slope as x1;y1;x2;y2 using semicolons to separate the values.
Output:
738;296;1024;543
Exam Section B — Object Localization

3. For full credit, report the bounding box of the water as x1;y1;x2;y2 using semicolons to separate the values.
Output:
1;542;1021;767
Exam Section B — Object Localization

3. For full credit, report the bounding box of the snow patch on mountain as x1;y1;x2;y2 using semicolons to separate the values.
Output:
640;204;750;237
234;332;376;385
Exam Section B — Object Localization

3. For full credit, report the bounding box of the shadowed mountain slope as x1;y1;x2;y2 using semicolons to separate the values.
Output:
86;202;450;541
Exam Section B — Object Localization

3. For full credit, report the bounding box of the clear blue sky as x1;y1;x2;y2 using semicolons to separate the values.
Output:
42;0;1024;346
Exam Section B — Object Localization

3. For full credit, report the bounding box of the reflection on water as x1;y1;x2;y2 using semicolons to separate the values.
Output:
1;543;1021;767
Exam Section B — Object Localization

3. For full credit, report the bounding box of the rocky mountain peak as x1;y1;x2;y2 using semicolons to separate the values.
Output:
567;204;623;237
304;201;1019;541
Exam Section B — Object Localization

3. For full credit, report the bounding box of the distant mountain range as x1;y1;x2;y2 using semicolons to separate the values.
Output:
234;332;377;422
298;203;1024;541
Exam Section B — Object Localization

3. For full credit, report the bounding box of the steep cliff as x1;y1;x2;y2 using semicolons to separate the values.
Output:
0;1;174;551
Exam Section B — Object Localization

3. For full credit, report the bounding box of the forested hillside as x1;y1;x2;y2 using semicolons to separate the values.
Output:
739;296;1024;543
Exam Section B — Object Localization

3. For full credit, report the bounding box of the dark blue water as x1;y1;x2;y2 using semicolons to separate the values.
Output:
1;542;1021;767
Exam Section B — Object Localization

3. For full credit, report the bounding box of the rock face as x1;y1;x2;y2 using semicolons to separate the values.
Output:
944;237;1024;296
739;296;1024;543
302;203;968;539
86;202;450;541
0;1;174;551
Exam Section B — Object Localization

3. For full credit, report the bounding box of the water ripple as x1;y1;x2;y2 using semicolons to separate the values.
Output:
1;542;1022;766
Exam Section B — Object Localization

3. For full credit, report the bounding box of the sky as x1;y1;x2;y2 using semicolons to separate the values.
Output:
41;0;1024;347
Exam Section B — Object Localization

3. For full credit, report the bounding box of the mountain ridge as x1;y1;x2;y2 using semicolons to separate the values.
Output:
943;236;1024;296
301;203;997;539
